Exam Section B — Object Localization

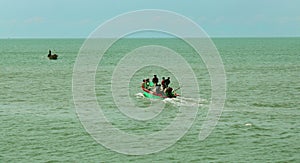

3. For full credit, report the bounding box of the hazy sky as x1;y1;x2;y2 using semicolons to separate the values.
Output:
1;0;300;38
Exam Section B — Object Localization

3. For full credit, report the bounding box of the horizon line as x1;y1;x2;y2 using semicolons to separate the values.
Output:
1;36;300;39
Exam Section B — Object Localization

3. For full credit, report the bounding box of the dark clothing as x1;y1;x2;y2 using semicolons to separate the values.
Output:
152;76;159;85
142;82;146;89
145;82;150;89
165;87;174;98
161;80;166;89
48;50;52;57
165;78;170;87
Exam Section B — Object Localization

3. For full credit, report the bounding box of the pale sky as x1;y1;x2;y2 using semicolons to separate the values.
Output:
1;0;300;38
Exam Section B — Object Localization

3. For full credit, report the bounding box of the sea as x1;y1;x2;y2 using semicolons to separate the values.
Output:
0;38;299;162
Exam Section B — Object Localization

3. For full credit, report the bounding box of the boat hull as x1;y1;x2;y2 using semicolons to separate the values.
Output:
141;86;178;99
143;91;164;99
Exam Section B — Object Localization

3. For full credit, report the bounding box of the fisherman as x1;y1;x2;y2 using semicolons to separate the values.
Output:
152;75;159;86
48;50;52;57
165;87;175;98
142;79;147;89
145;78;150;90
161;77;166;90
165;77;170;88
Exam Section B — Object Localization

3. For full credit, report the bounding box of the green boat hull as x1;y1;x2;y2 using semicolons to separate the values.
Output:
143;91;164;99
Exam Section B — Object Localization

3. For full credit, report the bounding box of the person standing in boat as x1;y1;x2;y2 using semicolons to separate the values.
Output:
161;77;166;90
48;50;52;57
152;75;159;86
165;77;170;88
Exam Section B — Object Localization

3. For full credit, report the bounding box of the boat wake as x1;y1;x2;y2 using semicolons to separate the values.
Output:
162;96;207;107
135;92;146;98
135;93;208;107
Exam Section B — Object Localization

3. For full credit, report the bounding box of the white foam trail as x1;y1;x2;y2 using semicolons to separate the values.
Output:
135;93;145;98
163;96;207;107
135;92;207;107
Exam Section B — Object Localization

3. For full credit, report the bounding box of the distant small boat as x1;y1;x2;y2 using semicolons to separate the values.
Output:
48;54;58;60
141;84;179;99
47;50;58;60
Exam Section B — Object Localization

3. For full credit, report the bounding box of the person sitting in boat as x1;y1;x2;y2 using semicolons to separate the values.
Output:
142;79;147;89
152;75;159;86
165;87;175;98
145;78;150;89
145;78;155;90
155;85;163;94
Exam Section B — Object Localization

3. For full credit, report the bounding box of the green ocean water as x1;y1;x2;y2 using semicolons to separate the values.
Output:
0;38;299;162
